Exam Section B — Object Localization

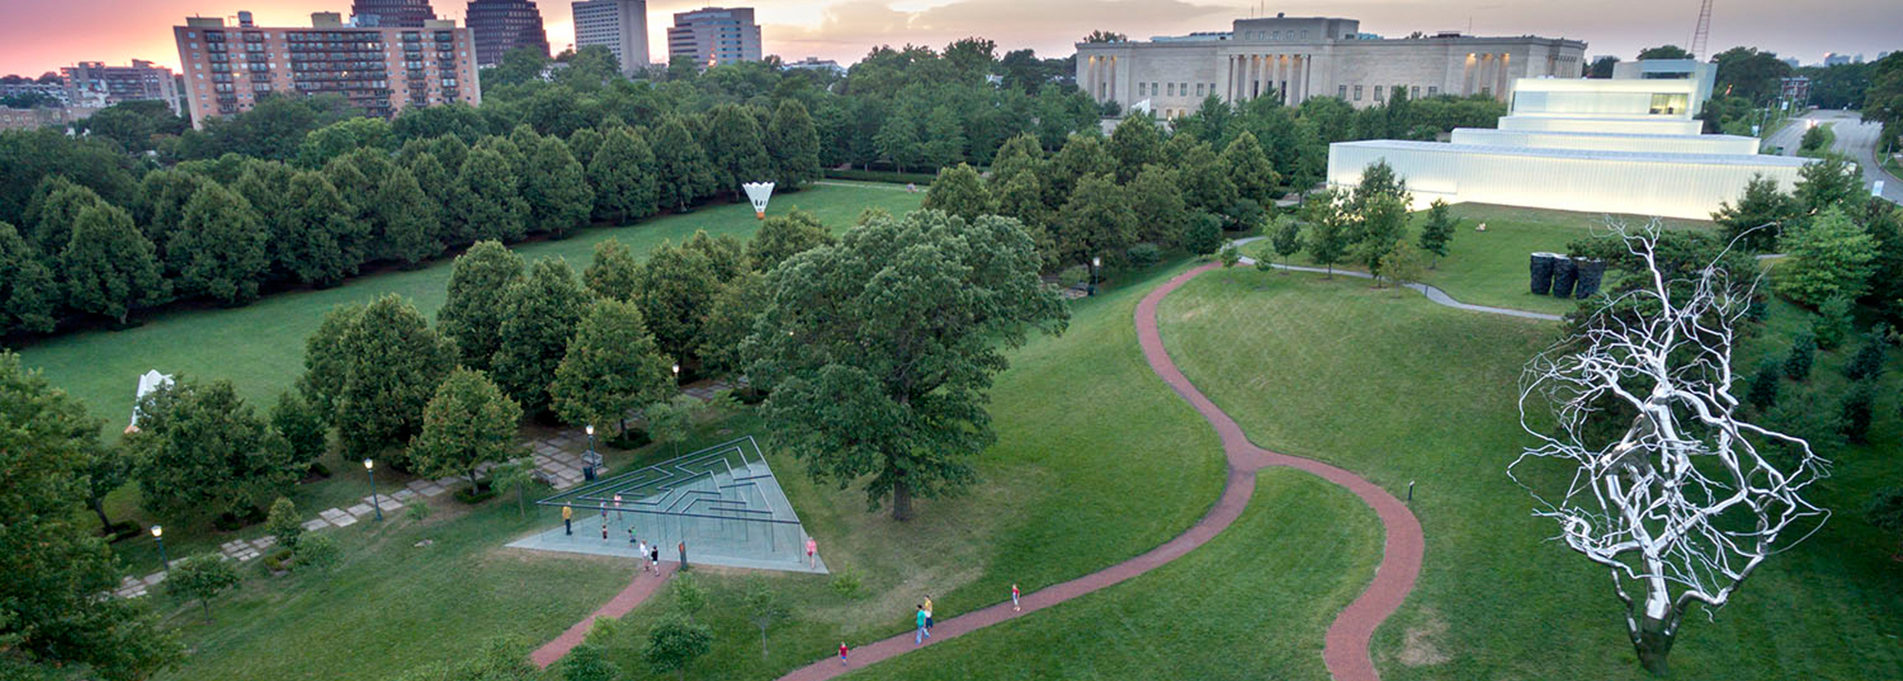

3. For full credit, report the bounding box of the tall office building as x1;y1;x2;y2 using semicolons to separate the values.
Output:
351;0;438;27
572;0;648;75
467;0;551;67
1075;14;1583;117
172;11;479;128
667;7;761;67
61;60;181;114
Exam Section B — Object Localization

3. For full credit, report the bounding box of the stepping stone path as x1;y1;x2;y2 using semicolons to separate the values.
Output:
525;379;741;491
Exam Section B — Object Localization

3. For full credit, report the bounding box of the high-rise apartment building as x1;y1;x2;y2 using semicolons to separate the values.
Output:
466;0;551;67
667;7;761;67
172;11;480;128
351;0;439;27
572;0;648;75
61;60;181;114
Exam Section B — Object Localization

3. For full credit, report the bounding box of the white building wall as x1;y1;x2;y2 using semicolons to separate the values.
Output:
1328;140;1812;221
1497;115;1704;135
1449;128;1761;155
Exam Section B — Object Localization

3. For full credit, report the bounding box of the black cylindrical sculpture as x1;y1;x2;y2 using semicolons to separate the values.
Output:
1573;259;1606;299
1530;253;1557;295
1551;256;1579;298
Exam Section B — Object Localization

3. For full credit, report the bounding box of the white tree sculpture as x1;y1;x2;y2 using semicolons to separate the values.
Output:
1511;221;1830;675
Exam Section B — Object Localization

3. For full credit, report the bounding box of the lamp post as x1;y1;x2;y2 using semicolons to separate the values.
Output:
1088;256;1102;296
364;458;382;522
582;424;601;481
151;524;169;574
672;363;681;384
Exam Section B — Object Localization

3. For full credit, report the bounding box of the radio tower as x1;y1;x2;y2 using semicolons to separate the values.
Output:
1689;0;1713;59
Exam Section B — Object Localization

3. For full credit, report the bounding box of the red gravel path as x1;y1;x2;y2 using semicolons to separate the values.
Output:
530;563;677;668
768;263;1424;681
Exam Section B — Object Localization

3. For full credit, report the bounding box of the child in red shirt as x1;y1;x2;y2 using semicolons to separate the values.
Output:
838;642;849;666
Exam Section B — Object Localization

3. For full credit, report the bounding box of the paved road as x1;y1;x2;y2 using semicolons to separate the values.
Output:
1773;109;1902;203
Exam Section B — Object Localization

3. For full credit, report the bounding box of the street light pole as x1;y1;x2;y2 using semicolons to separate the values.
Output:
583;424;600;480
1089;256;1101;296
365;458;382;522
151;524;169;574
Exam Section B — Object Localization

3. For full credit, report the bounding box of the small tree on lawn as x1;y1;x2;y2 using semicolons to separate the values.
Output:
1378;239;1428;290
492;458;536;518
1867;488;1903;560
1301;190;1352;277
264;496;303;548
561;642;620;681
1218;243;1241;268
672;573;708;621
168;554;240;621
1785;332;1817;381
1774;205;1876;308
1418;198;1457;268
1269;214;1302;271
410;368;524;492
1810;295;1854;350
644;613;712;681
1180;212;1223;259
744;577;790;658
1746;359;1781;413
295;532;341;571
1845;332;1888;381
1841;381;1875;444
644;394;701;457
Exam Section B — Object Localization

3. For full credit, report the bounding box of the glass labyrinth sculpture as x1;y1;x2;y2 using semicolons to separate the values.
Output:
743;182;775;219
1511;220;1829;675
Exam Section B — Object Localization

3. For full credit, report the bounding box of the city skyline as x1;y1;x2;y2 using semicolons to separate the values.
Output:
0;0;1896;77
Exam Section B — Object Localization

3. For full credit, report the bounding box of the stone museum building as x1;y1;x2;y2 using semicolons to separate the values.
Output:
1074;14;1587;117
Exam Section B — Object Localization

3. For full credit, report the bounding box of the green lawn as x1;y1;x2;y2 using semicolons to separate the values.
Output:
1157;267;1903;680
586;262;1230;680
1249;203;1713;316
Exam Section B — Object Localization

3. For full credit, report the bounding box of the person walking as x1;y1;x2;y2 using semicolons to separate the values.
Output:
806;537;818;568
914;605;931;645
638;540;649;573
649;544;660;572
1011;583;1021;612
600;517;609;541
923;595;934;630
838;641;849;666
562;504;573;535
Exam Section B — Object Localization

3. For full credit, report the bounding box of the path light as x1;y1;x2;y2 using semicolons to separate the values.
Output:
365;458;383;522
1089;256;1103;296
151;524;169;574
583;424;600;480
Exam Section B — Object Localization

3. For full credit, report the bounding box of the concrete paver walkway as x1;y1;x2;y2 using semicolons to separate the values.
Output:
765;263;1424;681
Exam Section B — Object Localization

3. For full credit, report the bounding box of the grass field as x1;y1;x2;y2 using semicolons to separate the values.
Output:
1249;203;1713;316
584;262;1231;680
1157;267;1903;680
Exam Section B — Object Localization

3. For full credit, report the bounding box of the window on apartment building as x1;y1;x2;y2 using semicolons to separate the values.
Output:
1137;83;1146;96
1166;83;1173;96
1354;85;1363;101
1152;82;1159;95
1179;82;1188;95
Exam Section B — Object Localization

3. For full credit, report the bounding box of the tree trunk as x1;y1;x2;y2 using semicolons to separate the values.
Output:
90;498;114;534
760;626;769;658
891;476;913;522
516;487;526;518
1631;614;1675;675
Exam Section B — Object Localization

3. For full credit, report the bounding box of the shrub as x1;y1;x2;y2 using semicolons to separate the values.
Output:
1785;333;1816;381
1181;212;1223;257
1746;358;1782;413
1811;295;1854;350
561;642;620;681
262;547;294;573
454;480;498;504
1219;244;1241;268
405;498;432;522
168;553;241;620
608;427;653;449
264;496;303;549
1846;333;1888;381
1842;381;1876;443
1126;243;1161;269
295;532;341;571
828;565;863;599
1056;265;1089;290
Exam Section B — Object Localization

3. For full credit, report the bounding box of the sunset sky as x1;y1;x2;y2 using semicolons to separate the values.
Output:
1;0;1896;77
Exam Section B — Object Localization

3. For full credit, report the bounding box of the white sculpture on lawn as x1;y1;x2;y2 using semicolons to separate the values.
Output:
1511;221;1829;675
126;369;174;433
742;182;775;219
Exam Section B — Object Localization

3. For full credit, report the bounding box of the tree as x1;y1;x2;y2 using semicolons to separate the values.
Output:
278;171;355;286
1588;55;1620;79
299;302;365;422
1712;47;1794;104
653;118;716;212
922;163;995;221
129;377;295;518
643;394;701;457
1055;174;1137;268
921;106;967;169
1082;30;1127;43
633;238;723;367
561;643;620;681
748;210;1067;520
1171;139;1238;216
0;352;183;680
493;258;590;413
589;127;659;224
1775;206;1877;307
411;368;523;490
1637;45;1692;60
296;117;393;170
453;147;528;243
522;136;594;238
553;299;677;430
333;295;456;462
1711;174;1796;253
1793;154;1862;214
1867;486;1903;560
1354;192;1410;279
1301;189;1353;277
644;614;713;681
1785;332;1817;380
1106;114;1162;182
1418;199;1457;267
705;105;774;195
270;389;328;474
80;443;133;534
295;532;341;571
1841;380;1876;443
744;577;790;658
0;221;57;335
402;151;459;247
1845;332;1887;381
62;203;165;325
767;99;822;189
264;496;304;549
1269;214;1303;268
1378;239;1428;289
874;115;923;173
168;553;241;621
1180;212;1223;258
747;209;834;272
1513;222;1828;676
1127;165;1188;246
1219;243;1241;268
1811;294;1854;349
1220;131;1280;206
1746;359;1781;412
168;182;268;305
583;237;641;301
492;458;536;518
438;241;527;370
372;166;442;266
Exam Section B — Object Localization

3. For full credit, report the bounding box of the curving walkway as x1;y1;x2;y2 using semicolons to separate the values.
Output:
1229;236;1564;322
531;563;678;668
767;262;1424;681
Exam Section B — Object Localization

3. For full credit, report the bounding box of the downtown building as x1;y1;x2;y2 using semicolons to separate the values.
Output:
466;0;551;67
1074;14;1585;118
61;60;181;114
571;0;648;75
667;7;761;67
350;0;439;27
172;10;479;128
